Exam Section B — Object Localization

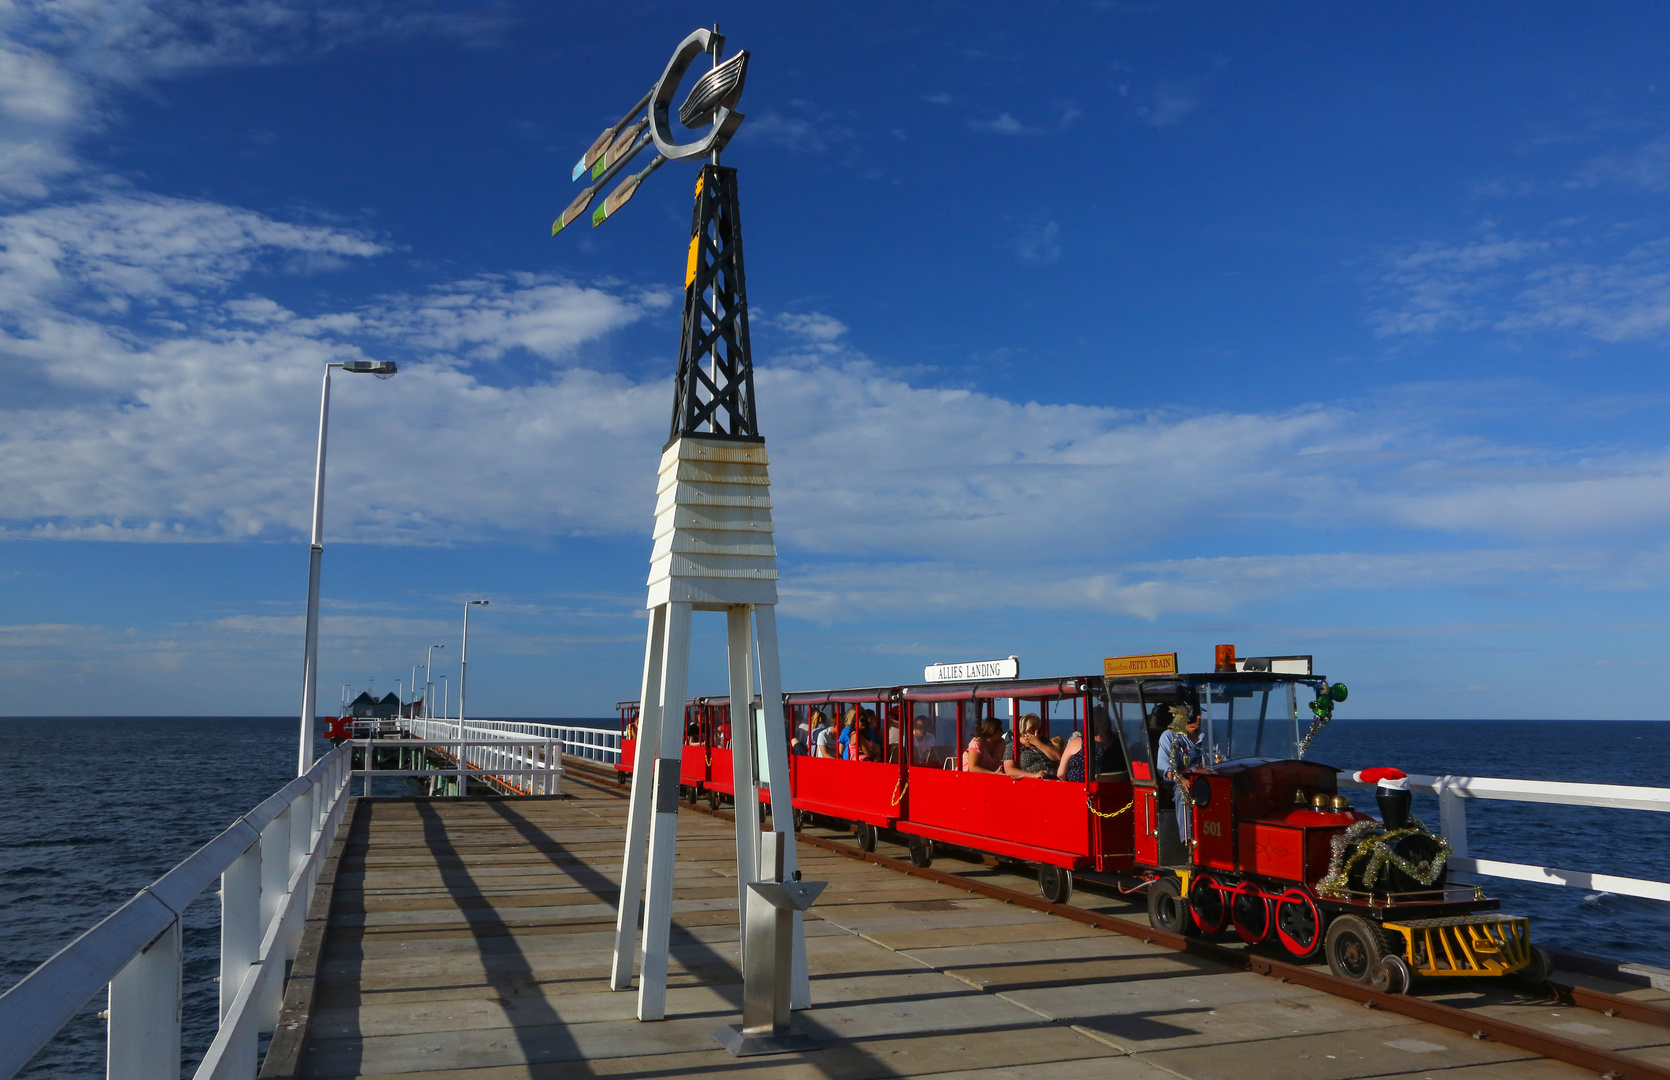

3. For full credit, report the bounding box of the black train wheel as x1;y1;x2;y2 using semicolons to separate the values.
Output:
1326;914;1390;983
1038;865;1073;904
908;836;934;868
1146;876;1199;937
855;821;877;852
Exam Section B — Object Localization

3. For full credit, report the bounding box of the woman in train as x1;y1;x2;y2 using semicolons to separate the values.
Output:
1056;710;1122;781
1003;714;1061;778
962;717;1006;773
808;709;835;757
848;710;883;762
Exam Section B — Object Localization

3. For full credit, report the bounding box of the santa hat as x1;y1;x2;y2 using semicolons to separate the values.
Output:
1353;767;1408;791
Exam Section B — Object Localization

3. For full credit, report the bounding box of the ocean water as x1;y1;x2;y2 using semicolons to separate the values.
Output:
2;716;1668;1077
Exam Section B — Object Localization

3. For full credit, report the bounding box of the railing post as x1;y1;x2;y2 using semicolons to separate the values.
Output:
220;843;261;1022
1437;775;1471;883
257;805;290;1033
285;781;315;961
364;737;374;797
106;917;181;1080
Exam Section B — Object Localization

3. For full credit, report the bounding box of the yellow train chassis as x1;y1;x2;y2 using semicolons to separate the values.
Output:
1381;913;1533;977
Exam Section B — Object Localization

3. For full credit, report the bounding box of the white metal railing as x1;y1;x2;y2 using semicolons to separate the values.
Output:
407;718;621;769
0;742;355;1080
1342;771;1670;903
349;737;563;796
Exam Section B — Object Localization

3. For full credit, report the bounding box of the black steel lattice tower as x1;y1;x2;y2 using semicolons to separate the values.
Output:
668;164;760;446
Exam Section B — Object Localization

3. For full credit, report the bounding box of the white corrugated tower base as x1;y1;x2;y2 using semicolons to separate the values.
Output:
609;436;810;1021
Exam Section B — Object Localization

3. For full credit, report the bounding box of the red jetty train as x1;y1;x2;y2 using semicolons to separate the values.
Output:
615;647;1546;992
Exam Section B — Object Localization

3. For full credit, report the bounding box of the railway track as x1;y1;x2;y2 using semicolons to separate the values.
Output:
560;758;1670;1080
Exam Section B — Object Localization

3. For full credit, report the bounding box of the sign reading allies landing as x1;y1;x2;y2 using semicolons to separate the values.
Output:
1104;652;1178;677
924;656;1019;683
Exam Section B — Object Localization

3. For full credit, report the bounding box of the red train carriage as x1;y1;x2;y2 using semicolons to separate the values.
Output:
615;647;1545;992
615;695;769;811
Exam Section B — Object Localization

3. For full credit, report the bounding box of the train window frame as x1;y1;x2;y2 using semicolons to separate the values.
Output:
1202;679;1301;765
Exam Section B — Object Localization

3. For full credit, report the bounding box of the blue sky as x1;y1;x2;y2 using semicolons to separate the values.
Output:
4;2;1670;718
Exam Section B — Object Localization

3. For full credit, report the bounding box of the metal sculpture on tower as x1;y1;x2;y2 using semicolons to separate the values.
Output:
551;27;819;1050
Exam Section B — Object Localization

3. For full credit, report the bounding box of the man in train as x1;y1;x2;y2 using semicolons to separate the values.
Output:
1156;706;1204;854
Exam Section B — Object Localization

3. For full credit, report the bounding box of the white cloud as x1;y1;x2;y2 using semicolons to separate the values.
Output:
735;109;854;157
967;106;1079;137
769;311;848;344
5;190;1670;630
1578;133;1670;193
0;0;495;198
354;276;673;362
1013;220;1061;265
1371;231;1670;342
1138;83;1198;129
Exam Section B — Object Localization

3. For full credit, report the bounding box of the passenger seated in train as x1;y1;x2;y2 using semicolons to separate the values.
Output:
1056;715;1121;782
908;715;934;765
810;709;838;757
963;718;1006;773
1003;714;1061;778
836;708;858;758
848;710;883;762
685;720;701;745
624;718;638;740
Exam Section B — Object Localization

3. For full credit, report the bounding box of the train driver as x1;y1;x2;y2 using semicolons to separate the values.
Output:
1156;706;1204;848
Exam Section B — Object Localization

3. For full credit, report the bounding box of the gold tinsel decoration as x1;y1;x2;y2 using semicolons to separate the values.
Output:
1315;815;1452;900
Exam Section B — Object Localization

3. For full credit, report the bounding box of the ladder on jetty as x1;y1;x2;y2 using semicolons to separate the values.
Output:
5;722;1670;1080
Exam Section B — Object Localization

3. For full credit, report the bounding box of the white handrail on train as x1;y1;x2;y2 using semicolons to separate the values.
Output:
0;741;355;1080
1342;771;1670;904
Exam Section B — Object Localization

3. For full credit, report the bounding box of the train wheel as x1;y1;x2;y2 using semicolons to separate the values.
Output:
1230;882;1273;944
706;788;720;811
1147;876;1199;937
855;822;877;852
683;785;697;806
1189;875;1228;935
1509;945;1554;990
908;836;935;868
1370;954;1413;994
1326;915;1388;982
1038;865;1073;905
792;809;806;832
1275;888;1324;958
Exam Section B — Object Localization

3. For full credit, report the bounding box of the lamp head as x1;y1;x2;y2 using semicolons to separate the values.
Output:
469;599;489;606
343;360;398;379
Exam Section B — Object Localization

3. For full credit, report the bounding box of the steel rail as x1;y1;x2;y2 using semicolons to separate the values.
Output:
558;756;1670;1080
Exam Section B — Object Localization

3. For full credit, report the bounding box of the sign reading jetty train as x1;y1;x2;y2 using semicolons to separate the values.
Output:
1104;652;1178;676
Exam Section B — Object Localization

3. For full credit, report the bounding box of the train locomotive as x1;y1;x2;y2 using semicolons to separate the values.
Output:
1113;650;1548;992
615;646;1548;992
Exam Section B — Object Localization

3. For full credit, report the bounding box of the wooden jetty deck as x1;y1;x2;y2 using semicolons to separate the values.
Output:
269;773;1669;1080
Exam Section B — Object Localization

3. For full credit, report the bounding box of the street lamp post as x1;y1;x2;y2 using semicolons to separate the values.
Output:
425;643;445;721
411;664;424;722
457;600;490;740
297;358;397;776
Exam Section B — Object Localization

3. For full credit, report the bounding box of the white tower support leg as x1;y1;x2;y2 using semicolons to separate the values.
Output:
636;601;693;1020
611;604;668;991
751;603;810;1009
727;604;762;961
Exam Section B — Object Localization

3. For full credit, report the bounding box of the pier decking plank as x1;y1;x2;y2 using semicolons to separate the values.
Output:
291;778;1605;1080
